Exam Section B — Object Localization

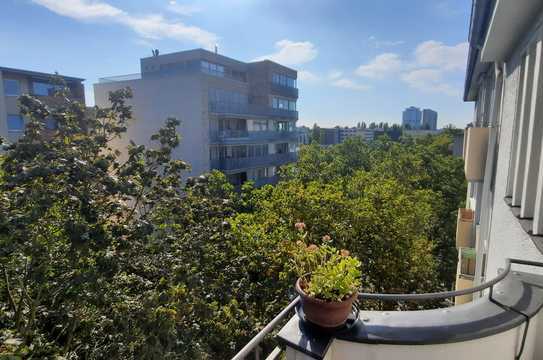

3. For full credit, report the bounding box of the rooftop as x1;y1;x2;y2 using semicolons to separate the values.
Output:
0;66;85;82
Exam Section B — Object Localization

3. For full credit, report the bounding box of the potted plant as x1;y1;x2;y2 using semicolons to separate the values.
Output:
290;223;361;328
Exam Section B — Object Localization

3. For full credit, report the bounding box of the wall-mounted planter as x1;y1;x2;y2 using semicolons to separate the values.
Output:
464;127;490;181
455;274;474;305
455;248;476;305
456;208;475;248
459;248;476;276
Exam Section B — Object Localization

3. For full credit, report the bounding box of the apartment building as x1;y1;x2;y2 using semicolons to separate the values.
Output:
401;106;422;129
94;49;298;187
422;108;438;130
458;0;543;304
0;67;85;144
296;126;311;146
339;127;375;142
319;127;341;145
236;1;543;359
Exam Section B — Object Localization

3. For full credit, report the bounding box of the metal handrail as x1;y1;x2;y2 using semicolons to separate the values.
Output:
231;258;543;359
231;296;300;360
358;258;541;301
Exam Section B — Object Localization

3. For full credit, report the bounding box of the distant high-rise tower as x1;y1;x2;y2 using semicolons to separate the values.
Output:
422;108;438;130
402;106;422;129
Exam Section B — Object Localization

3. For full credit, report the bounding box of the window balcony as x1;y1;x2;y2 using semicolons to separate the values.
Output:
232;259;543;360
209;102;298;120
456;208;475;248
210;152;297;171
270;82;299;98
209;130;299;144
464;127;490;181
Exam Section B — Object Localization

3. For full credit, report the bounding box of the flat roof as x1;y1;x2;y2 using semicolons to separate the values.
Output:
141;48;297;74
0;66;85;82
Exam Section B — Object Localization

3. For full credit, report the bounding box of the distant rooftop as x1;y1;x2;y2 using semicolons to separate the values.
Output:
0;66;84;82
141;48;298;73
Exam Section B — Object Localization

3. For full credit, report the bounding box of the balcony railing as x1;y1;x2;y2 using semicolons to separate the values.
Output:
98;73;142;83
209;102;298;120
210;152;297;171
232;258;543;360
210;130;298;144
270;83;299;98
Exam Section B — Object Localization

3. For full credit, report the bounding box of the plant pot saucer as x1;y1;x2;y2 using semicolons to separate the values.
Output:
295;300;360;334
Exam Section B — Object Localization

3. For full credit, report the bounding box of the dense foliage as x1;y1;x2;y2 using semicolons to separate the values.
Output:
0;89;465;359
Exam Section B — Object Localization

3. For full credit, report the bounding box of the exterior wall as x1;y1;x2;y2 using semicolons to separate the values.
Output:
0;69;84;144
95;49;298;183
320;128;340;145
402;106;422;129
94;73;208;179
0;71;8;143
470;18;543;284
422;108;438;130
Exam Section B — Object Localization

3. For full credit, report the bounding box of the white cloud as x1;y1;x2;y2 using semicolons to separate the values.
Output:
327;69;343;80
368;36;405;48
355;53;402;78
331;78;370;91
255;40;318;66
32;0;122;19
32;0;218;48
401;68;458;96
298;70;320;82
414;40;468;71
168;1;202;16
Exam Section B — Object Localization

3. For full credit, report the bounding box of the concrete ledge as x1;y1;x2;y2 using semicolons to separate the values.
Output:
277;270;543;359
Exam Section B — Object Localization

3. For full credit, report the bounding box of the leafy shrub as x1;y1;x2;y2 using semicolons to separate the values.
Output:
306;253;361;302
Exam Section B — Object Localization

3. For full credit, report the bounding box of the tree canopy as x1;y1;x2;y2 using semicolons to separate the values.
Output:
0;89;465;359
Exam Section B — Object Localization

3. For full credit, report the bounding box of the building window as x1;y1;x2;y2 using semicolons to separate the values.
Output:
7;114;24;132
209;88;248;113
201;60;225;77
32;82;62;96
3;79;20;96
272;73;296;88
271;96;296;111
253;119;268;131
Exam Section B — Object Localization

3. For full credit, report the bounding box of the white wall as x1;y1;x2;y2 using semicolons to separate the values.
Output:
94;73;208;179
479;45;543;280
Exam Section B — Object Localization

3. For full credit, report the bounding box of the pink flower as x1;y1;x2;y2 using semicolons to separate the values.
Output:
340;249;350;257
307;244;318;252
322;234;331;242
294;222;306;231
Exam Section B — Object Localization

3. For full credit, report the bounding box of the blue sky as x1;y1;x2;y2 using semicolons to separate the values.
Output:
1;0;474;128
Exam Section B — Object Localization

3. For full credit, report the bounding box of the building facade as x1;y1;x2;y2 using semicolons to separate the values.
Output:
296;126;311;146
458;0;543;303
0;67;85;144
402;106;422;129
94;49;298;186
422;108;438;130
339;127;375;142
319;127;341;145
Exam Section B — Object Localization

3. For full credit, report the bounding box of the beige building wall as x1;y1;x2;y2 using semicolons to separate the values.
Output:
0;68;85;145
94;72;208;179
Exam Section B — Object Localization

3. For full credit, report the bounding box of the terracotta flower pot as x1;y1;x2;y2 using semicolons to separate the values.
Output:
295;277;357;328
